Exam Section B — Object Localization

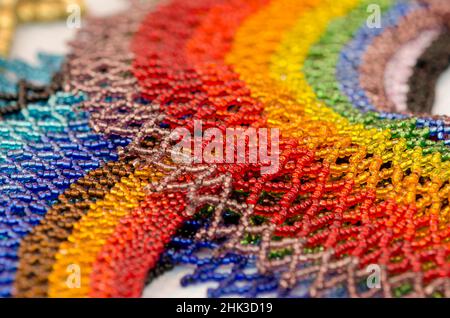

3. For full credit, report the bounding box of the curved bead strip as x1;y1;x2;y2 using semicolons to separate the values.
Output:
107;0;448;298
127;0;445;295
341;0;417;112
336;1;450;142
89;0;272;298
303;0;450;152
89;0;351;299
8;0;450;298
407;32;450;115
0;54;62;112
89;0;352;298
0;53;62;91
270;0;434;200
47;0;251;298
360;4;439;112
89;191;187;297
130;0;344;296
47;165;164;297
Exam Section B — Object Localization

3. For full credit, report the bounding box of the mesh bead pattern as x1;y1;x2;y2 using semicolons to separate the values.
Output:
2;0;450;298
0;59;128;297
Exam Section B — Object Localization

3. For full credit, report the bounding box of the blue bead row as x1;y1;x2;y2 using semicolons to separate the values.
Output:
337;1;450;145
0;55;130;297
160;218;350;298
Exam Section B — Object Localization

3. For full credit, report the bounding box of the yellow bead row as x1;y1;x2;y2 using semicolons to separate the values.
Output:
16;0;85;22
226;0;450;221
0;0;85;56
48;166;164;297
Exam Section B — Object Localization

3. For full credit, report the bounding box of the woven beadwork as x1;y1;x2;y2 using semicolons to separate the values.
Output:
2;0;450;298
0;57;128;298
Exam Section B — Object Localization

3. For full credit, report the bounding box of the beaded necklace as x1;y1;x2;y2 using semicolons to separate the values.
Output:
15;0;162;297
6;0;450;298
0;0;85;56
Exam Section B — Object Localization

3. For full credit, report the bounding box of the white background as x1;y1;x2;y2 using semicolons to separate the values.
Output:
8;0;450;298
